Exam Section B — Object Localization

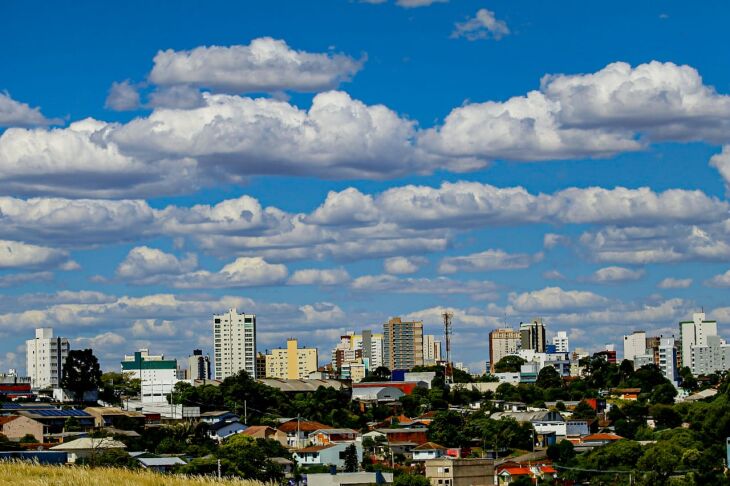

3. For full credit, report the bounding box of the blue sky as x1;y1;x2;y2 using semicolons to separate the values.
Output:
2;0;730;373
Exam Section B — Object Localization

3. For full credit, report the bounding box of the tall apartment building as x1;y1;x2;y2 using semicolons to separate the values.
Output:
265;339;318;379
519;319;546;353
488;328;521;373
623;331;647;362
658;337;679;384
332;330;384;373
691;335;730;376
122;349;178;404
256;352;267;379
383;317;424;370
26;328;70;390
423;335;442;365
213;308;256;380
680;312;718;368
552;331;569;353
186;349;211;380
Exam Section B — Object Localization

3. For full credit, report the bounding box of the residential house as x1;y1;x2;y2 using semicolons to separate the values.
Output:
364;428;429;446
200;410;239;425
412;442;447;461
495;463;557;485
241;425;288;446
293;442;363;470
136;456;187;472
424;458;495;486
0;415;44;442
278;419;330;448
579;433;623;447
309;428;360;446
50;437;127;464
208;420;247;441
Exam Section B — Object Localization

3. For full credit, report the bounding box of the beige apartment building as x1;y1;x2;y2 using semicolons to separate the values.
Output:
425;458;495;486
265;339;319;379
489;328;521;373
383;317;424;370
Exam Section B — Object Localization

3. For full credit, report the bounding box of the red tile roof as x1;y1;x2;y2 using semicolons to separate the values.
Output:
278;420;330;433
0;416;19;426
582;433;623;441
501;467;531;476
297;444;335;453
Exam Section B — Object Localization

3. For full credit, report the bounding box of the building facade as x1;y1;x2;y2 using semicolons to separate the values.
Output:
489;328;521;373
213;308;257;380
265;339;318;379
122;349;179;404
691;335;730;375
622;331;646;362
552;331;569;353
383;317;424;370
26;328;70;389
658;337;679;384
680;312;718;368
520;319;546;353
423;335;442;365
186;349;211;380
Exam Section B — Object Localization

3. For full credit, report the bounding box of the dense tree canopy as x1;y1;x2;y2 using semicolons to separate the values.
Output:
61;349;102;402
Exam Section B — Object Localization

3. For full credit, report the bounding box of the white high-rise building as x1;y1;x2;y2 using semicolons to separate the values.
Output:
658;337;679;385
423;335;442;364
552;331;569;353
691;335;730;376
623;331;647;362
213;309;256;380
680;312;718;368
26;328;70;390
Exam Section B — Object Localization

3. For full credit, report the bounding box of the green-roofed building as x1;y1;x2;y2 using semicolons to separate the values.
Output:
121;349;179;404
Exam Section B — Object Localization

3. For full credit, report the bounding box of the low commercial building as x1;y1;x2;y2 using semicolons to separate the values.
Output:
136;456;187;472
351;386;404;404
84;407;145;430
425;458;495;486
307;472;393;486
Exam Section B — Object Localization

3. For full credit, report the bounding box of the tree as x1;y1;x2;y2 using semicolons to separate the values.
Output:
343;443;359;472
427;410;467;448
19;434;37;444
571;400;597;420
547;439;575;464
651;383;678;405
679;367;698;392
494;356;526;373
393;473;431;486
536;366;563;389
61;349;102;402
650;404;682;429
361;366;391;382
64;416;81;432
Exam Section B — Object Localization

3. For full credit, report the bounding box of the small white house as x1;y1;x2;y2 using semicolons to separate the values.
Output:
412;442;447;461
208;420;247;441
293;442;363;470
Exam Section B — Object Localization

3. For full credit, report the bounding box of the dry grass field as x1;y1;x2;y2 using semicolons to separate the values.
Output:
0;462;266;486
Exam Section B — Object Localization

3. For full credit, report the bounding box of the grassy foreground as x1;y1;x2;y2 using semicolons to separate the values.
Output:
0;462;265;486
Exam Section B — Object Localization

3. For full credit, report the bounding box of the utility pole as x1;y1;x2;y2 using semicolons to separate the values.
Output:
443;311;454;384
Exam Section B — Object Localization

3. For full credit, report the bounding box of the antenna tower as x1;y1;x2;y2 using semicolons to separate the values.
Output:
443;311;454;384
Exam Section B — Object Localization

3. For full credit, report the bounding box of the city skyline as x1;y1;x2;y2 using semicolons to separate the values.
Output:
3;1;730;373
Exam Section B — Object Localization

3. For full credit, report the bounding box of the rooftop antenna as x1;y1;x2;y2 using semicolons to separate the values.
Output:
442;311;454;385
